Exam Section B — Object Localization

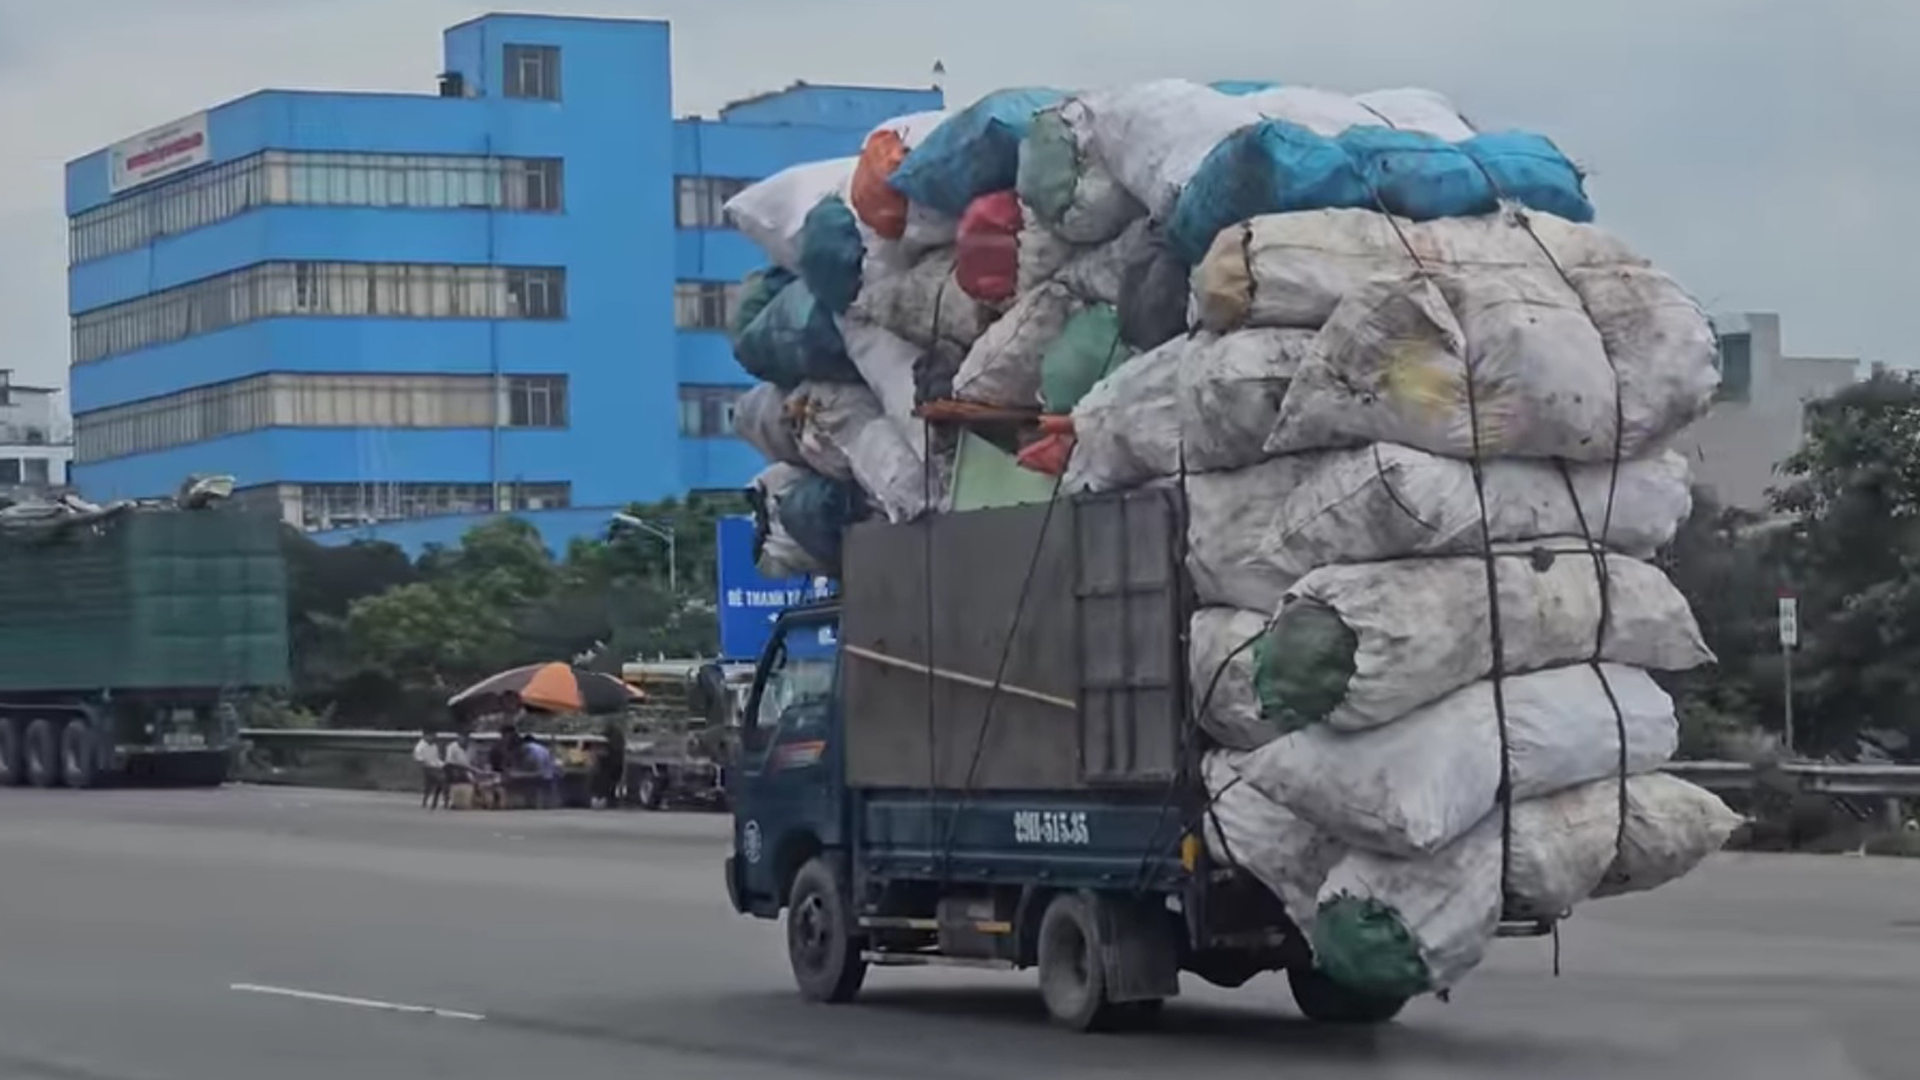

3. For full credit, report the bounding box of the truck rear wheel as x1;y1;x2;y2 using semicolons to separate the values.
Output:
60;720;98;789
1287;966;1408;1025
1038;892;1127;1032
23;719;60;789
0;718;22;787
634;768;664;810
786;856;866;1003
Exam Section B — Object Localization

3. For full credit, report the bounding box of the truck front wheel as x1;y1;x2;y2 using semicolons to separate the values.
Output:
1287;966;1408;1025
786;856;867;1003
23;719;59;789
0;718;22;787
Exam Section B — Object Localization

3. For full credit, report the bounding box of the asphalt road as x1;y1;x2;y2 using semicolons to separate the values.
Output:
0;787;1916;1080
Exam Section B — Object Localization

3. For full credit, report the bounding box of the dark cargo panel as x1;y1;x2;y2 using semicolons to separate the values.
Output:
840;489;1183;791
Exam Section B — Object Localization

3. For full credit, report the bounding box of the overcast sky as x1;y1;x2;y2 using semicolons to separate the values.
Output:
3;0;1914;404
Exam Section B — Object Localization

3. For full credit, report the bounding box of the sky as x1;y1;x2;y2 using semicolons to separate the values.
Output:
2;0;1915;406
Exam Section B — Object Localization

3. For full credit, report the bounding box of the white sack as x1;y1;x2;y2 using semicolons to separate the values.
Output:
1019;99;1145;245
1054;218;1159;307
1189;608;1275;750
1241;85;1474;142
951;281;1079;407
1350;88;1478;142
1243;663;1679;857
1183;446;1693;611
849;249;992;352
1268;266;1717;461
1592;772;1742;899
724;157;857;271
1087;79;1266;220
1277;548;1713;731
839;318;926;456
1016;208;1083;297
1203;749;1346;931
731;382;804;466
792;383;933;523
1191;208;1647;334
1064;329;1313;494
750;463;824;577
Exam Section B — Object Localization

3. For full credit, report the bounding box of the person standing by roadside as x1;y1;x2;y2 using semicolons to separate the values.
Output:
594;717;628;809
412;727;446;810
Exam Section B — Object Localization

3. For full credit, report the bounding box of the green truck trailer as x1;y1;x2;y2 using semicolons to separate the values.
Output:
0;499;289;789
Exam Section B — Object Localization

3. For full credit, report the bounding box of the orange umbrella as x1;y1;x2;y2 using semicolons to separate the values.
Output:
448;663;644;715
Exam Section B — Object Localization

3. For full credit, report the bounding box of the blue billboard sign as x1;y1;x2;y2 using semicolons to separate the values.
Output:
715;516;835;661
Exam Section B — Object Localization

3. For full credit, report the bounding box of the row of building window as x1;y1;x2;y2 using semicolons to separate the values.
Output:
72;151;563;263
675;176;753;229
673;281;744;331
73;373;567;463
234;480;571;532
72;262;567;364
0;458;63;487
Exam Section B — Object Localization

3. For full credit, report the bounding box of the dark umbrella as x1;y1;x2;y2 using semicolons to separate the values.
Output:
448;662;644;715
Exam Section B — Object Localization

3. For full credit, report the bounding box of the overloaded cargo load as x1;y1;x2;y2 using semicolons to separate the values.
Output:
0;493;289;694
718;75;1737;1005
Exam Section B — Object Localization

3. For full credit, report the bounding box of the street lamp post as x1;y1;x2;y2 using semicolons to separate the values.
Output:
610;513;678;595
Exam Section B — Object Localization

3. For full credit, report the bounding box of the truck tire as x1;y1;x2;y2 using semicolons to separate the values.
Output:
1287;966;1408;1025
0;717;22;787
634;768;664;810
59;720;97;789
786;856;867;1003
1037;892;1126;1032
23;719;60;789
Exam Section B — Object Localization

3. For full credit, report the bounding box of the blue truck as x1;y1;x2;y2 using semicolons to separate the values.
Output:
723;489;1411;1030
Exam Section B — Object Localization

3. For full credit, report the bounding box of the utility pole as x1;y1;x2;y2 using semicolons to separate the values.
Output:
1777;590;1798;758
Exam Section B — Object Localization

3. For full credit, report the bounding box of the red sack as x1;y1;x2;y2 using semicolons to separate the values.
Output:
1017;432;1075;477
955;190;1023;303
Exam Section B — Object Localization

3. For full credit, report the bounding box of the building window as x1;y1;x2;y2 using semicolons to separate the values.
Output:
251;481;573;531
1717;332;1752;403
0;459;19;484
71;261;568;364
22;459;49;485
69;152;565;264
73;373;570;462
679;384;746;438
675;176;753;228
674;281;743;330
504;44;561;101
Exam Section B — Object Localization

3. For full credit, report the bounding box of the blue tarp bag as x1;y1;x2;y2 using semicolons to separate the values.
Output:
797;195;865;315
1169;120;1371;263
1211;80;1280;96
1461;131;1594;223
889;87;1067;217
1338;125;1496;221
733;280;859;389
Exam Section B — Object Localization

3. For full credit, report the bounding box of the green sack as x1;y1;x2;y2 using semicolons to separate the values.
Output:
797;196;865;315
1252;600;1359;732
1039;304;1130;414
1017;109;1081;229
1309;895;1433;999
730;266;797;341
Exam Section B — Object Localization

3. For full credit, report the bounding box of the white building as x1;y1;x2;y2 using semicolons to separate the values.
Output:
0;370;74;503
1672;314;1861;510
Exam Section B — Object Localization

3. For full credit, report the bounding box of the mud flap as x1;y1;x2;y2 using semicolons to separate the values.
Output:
1095;894;1181;1002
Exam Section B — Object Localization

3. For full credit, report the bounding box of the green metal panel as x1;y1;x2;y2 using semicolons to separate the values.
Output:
0;508;290;693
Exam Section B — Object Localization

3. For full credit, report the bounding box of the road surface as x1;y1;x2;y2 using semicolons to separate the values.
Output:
0;786;1915;1079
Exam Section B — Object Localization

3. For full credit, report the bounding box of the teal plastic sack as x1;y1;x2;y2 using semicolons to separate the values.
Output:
1461;131;1594;223
1039;304;1130;414
730;266;797;341
1016;109;1080;228
733;281;859;389
1210;79;1280;96
1339;125;1495;222
798;196;865;315
1169;120;1370;263
779;472;868;572
890;88;1066;217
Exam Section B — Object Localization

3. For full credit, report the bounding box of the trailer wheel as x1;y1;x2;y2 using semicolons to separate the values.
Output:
59;720;97;790
1287;966;1408;1025
634;768;664;811
1037;892;1127;1032
0;718;22;787
786;856;866;1003
23;719;60;789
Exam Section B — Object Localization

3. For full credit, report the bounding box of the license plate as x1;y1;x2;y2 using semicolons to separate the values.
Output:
163;732;206;749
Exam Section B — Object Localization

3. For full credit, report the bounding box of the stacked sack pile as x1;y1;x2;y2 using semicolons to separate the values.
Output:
720;78;1745;1001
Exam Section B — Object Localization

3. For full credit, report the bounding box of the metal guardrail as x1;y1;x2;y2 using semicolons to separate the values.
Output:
239;732;1920;800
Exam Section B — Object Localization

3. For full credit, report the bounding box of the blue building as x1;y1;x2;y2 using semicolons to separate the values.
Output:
64;13;940;552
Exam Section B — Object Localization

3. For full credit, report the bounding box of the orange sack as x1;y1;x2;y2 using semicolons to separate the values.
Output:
851;130;911;240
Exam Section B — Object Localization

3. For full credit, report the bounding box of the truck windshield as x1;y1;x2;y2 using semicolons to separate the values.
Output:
754;620;837;737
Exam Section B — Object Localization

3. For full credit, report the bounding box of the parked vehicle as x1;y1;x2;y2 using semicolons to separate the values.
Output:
724;491;1455;1030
